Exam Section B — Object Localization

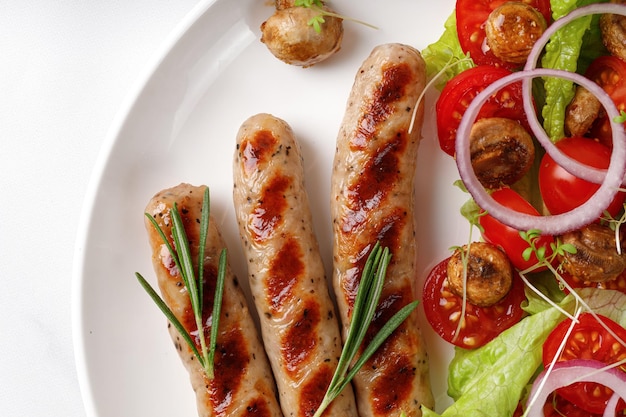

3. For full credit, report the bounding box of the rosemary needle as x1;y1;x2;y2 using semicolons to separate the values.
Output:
313;242;419;417
135;187;225;380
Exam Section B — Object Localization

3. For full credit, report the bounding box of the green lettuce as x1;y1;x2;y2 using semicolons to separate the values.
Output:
422;302;563;417
420;0;608;139
541;0;608;140
421;12;473;90
421;287;626;417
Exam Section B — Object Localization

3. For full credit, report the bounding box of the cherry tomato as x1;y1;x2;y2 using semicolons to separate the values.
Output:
422;256;527;349
455;0;551;69
559;270;626;295
543;313;626;414
514;393;610;417
479;188;554;271
543;393;606;417
538;136;626;218
586;55;626;147
436;65;528;156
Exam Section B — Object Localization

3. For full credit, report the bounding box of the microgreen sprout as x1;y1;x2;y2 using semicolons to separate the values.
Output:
447;181;488;343
135;187;225;380
613;109;626;124
519;229;577;280
312;242;418;417
294;0;378;33
517;227;626;344
408;57;474;135
519;228;577;269
601;206;626;255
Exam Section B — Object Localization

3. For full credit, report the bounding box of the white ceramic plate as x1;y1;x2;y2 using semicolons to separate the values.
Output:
72;0;468;415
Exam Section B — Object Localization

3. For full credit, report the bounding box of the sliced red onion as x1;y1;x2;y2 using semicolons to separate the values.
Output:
605;393;621;417
455;68;626;235
523;3;626;186
525;359;626;417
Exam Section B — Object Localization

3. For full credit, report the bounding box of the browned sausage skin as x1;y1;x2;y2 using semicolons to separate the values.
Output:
330;43;434;417
144;183;283;417
233;114;358;417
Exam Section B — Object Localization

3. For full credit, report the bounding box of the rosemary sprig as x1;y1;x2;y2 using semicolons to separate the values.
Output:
135;187;225;380
294;0;378;33
313;242;419;417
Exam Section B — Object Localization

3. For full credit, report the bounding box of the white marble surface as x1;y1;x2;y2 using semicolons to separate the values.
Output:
0;2;202;415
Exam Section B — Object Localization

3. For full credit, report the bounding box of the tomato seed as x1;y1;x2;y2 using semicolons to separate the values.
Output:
449;311;461;322
463;336;477;347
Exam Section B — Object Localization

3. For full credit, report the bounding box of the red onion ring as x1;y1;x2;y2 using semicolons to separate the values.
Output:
605;393;621;417
455;68;626;235
525;359;626;417
522;3;626;186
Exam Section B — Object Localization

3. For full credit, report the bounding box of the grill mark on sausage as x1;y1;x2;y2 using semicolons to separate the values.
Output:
241;129;278;174
366;291;416;415
178;261;218;339
267;237;305;313
343;136;407;233
175;202;254;417
242;398;273;416
249;174;290;242
371;355;415;415
209;328;249;416
281;298;320;375
166;202;219;339
351;63;413;149
341;208;407;312
299;365;334;417
240;129;292;242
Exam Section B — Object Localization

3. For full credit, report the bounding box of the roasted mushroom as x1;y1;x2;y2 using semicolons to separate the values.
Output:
275;0;294;9
260;4;343;67
469;117;536;189
565;85;602;137
601;0;626;61
560;223;626;283
484;2;548;65
447;242;514;307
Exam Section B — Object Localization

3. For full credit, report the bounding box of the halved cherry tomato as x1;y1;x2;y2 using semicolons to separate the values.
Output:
436;65;528;156
543;393;606;417
586;55;626;147
538;136;626;218
514;393;609;417
422;256;526;349
543;313;626;414
559;270;626;295
455;0;551;69
479;188;554;271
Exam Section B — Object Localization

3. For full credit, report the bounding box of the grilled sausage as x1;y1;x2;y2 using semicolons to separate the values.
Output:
330;43;434;417
144;183;283;417
233;113;358;417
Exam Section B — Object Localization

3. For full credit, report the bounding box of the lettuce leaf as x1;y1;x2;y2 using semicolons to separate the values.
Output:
422;305;563;417
421;12;473;90
421;288;626;417
540;0;608;141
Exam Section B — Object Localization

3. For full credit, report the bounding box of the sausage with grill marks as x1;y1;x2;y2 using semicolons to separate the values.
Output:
144;183;283;417
233;113;358;417
330;43;434;417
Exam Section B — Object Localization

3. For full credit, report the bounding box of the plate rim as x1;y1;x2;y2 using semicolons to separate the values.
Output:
69;1;461;415
70;0;219;414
